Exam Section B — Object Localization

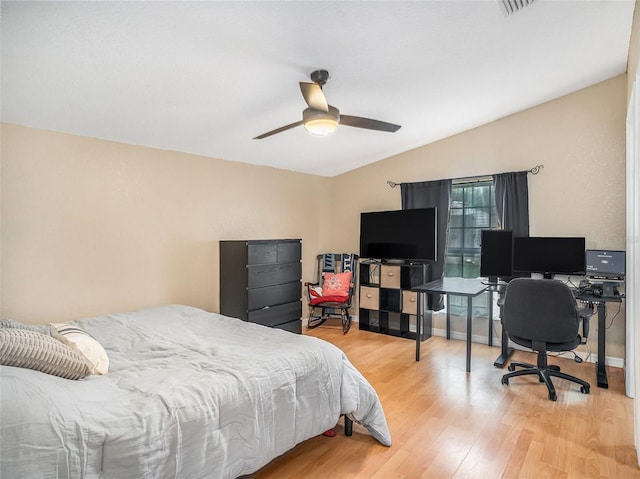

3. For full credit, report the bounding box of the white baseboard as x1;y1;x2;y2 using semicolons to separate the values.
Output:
429;325;624;369
346;315;624;369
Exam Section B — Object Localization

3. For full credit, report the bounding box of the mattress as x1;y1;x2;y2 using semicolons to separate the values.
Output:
0;304;390;478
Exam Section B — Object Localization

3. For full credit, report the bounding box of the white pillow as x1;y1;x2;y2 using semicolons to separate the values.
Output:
49;323;109;375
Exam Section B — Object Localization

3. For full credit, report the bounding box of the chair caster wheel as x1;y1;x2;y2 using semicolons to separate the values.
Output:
580;385;590;394
501;377;509;385
508;364;515;372
549;392;557;401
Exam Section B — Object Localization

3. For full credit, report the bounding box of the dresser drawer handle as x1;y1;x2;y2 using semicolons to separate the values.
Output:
366;294;373;298
387;272;394;277
409;298;416;303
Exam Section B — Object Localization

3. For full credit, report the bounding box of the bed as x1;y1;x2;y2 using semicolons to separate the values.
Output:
0;304;391;478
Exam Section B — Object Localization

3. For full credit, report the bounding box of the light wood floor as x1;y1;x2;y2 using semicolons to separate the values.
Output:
254;320;639;479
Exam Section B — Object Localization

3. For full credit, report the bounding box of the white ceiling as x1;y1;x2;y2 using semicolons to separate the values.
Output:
1;1;636;177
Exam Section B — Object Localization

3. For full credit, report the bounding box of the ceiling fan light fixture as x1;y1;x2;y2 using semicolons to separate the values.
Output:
253;71;401;140
303;106;340;136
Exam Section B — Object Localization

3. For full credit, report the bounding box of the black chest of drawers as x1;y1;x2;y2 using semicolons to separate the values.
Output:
219;239;302;333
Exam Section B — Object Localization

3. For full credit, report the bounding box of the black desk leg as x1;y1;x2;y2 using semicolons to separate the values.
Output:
446;295;451;340
597;303;608;388
416;292;422;361
493;323;514;368
487;290;493;348
466;296;472;373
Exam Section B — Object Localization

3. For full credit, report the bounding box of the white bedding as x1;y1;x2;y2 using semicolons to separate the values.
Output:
0;304;390;478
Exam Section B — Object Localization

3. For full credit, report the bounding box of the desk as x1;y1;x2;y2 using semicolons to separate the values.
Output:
574;292;623;388
488;283;515;368
413;278;487;372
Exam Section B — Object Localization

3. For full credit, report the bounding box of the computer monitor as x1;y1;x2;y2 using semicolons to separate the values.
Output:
480;230;513;284
512;236;586;279
585;250;625;280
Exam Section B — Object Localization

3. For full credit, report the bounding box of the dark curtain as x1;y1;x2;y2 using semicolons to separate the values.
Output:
401;179;452;310
493;171;530;238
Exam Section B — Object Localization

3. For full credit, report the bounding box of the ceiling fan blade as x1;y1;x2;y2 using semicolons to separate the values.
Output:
253;121;303;140
299;82;329;112
340;115;401;133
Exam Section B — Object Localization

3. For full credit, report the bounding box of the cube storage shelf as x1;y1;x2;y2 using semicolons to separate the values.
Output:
358;260;432;340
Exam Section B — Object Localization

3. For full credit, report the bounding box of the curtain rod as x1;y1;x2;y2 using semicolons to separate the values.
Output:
386;164;544;188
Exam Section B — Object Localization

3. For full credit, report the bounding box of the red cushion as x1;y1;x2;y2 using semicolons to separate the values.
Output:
322;271;352;296
310;294;349;306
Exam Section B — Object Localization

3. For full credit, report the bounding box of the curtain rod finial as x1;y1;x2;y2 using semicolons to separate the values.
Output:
387;181;398;188
530;165;544;175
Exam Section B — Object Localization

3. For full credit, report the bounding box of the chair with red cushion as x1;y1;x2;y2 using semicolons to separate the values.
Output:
305;253;358;334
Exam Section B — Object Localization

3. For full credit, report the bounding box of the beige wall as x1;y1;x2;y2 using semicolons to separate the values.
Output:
0;124;332;323
333;75;628;360
0;75;629;360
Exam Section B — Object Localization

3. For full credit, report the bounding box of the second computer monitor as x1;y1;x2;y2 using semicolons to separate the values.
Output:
480;229;513;284
512;236;586;279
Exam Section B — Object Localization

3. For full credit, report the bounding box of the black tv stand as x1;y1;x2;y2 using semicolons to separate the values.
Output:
359;259;432;340
379;258;406;265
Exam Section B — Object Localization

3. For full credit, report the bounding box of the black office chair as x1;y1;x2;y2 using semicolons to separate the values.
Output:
500;278;591;401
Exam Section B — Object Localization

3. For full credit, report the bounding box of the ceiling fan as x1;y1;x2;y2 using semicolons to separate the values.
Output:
253;69;401;140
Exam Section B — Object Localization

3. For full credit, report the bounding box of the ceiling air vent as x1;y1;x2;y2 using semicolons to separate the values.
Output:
497;0;537;17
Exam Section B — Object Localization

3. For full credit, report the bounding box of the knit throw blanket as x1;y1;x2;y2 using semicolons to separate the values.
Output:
321;253;356;273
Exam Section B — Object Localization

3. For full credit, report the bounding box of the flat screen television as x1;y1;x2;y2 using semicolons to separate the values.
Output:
512;236;586;278
480;230;513;283
359;208;437;261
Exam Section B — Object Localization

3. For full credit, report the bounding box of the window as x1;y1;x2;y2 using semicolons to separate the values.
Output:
444;180;498;317
445;180;497;278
